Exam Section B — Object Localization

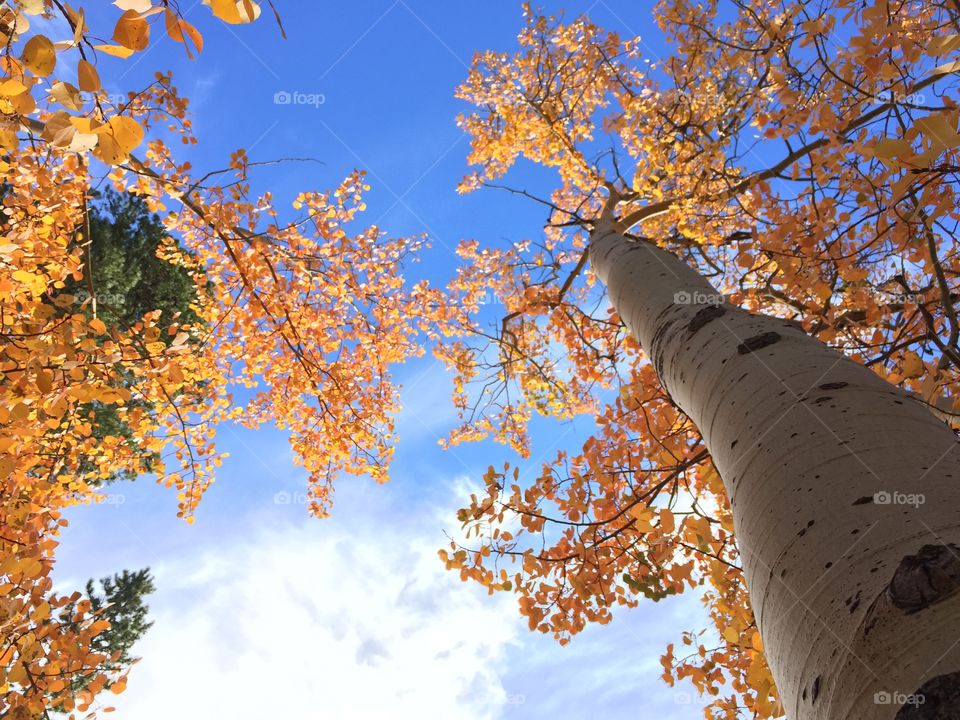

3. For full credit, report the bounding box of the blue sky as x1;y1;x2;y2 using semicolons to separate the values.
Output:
55;2;713;717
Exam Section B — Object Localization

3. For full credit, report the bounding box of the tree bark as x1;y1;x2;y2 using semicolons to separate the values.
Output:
589;217;960;720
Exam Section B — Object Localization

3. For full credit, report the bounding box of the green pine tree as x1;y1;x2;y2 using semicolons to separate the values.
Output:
62;568;156;695
78;187;201;331
63;188;204;483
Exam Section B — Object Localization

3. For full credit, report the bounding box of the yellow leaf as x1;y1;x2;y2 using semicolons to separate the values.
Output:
70;116;102;133
68;130;98;152
7;88;34;114
89;317;107;334
240;0;260;22
0;78;28;96
72;6;86;46
873;137;912;159
46;679;66;693
21;34;56;76
94;115;144;164
12;268;39;284
628;504;655;532
93;43;136;59
165;9;204;57
207;0;260;24
8;662;27;685
165;8;185;42
113;9;150;51
928;34;960;57
916;113;960;152
49;81;84;111
33;600;50;621
78;59;100;92
180;18;204;53
659;508;675;534
720;511;735;533
902;351;924;379
722;626;739;644
36;369;53;393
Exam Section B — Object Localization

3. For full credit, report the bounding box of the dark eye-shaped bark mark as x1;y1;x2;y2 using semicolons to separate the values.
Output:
737;331;781;355
688;304;726;333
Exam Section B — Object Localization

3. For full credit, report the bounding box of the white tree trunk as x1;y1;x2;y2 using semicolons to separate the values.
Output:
589;218;960;720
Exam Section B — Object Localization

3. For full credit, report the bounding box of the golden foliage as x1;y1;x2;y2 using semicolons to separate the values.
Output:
0;2;443;716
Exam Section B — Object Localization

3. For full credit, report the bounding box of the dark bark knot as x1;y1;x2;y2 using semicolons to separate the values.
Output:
819;382;849;391
737;331;781;355
895;671;960;719
887;544;960;614
688;305;726;334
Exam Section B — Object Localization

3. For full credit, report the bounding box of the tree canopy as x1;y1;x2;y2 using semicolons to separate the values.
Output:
0;2;440;716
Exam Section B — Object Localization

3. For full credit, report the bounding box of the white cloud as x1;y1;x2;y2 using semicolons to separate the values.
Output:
107;510;521;720
56;430;709;720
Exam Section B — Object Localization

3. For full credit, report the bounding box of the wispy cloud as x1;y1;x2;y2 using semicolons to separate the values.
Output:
109;507;521;719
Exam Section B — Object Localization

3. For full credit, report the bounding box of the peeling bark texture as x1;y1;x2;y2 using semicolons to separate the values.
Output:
590;220;960;720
